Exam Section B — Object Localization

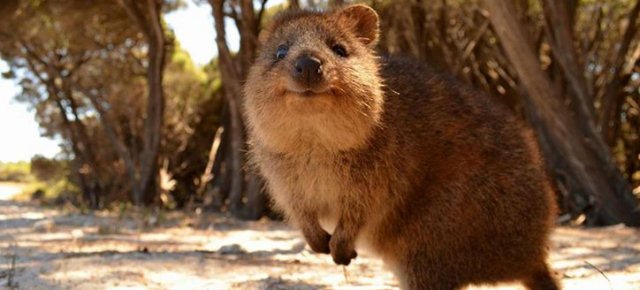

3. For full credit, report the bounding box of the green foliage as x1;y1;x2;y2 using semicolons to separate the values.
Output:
0;0;224;208
7;155;75;204
0;161;32;182
0;156;72;204
162;48;224;208
13;178;78;203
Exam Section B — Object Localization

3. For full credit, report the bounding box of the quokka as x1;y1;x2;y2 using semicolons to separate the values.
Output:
244;4;560;290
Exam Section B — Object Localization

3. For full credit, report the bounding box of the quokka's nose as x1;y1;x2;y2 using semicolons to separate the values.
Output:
293;55;323;86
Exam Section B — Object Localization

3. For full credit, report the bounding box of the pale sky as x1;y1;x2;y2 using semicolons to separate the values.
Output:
165;1;218;65
0;61;61;162
0;1;277;162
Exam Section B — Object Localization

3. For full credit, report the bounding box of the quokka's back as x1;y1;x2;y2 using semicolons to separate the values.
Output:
244;4;560;290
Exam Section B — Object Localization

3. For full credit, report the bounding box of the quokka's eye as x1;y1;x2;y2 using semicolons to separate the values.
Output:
276;45;289;60
331;44;348;57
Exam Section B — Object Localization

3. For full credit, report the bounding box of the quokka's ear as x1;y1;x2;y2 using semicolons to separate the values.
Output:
335;4;379;46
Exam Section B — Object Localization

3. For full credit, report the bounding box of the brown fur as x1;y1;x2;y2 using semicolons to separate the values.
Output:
244;4;560;290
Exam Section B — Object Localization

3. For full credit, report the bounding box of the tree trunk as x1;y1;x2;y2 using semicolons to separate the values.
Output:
84;89;142;204
138;0;165;205
62;84;102;208
118;0;166;205
482;0;640;226
209;0;247;215
19;39;103;208
242;174;268;220
205;0;274;219
51;97;96;208
599;0;640;145
541;0;594;114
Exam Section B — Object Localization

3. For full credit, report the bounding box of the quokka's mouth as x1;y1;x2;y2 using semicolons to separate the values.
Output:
286;88;331;97
301;90;325;97
285;80;331;97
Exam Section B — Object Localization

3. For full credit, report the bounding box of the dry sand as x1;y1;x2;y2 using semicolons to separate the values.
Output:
0;190;638;289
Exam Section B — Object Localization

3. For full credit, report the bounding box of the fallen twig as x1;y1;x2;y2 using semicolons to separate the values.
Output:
7;252;16;288
342;266;350;284
584;260;612;290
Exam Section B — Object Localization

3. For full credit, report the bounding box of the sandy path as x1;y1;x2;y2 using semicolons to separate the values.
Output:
0;183;24;201
0;200;638;289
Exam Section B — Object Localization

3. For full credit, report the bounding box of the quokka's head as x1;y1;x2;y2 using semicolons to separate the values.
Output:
244;4;384;153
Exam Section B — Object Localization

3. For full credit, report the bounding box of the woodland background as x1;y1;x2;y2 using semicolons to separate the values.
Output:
0;0;639;228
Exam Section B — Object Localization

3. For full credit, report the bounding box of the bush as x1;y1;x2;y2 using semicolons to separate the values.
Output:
30;155;66;182
0;161;32;182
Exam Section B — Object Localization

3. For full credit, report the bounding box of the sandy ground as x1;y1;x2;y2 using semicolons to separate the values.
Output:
1;184;639;290
0;183;24;201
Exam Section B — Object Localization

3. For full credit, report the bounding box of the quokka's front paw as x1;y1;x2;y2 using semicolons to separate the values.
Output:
303;227;331;254
329;236;358;266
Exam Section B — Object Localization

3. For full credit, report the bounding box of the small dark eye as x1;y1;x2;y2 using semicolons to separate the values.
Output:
332;44;348;57
276;45;288;60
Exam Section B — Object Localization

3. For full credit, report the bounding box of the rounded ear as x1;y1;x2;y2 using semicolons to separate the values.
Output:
336;4;379;46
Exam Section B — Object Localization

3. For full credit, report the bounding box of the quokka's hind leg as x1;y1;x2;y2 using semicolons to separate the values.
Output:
398;260;464;290
523;264;561;290
402;274;463;290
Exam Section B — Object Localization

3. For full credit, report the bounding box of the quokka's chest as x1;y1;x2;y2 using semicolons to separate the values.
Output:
262;153;351;202
289;156;346;194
